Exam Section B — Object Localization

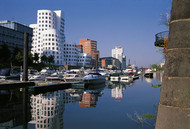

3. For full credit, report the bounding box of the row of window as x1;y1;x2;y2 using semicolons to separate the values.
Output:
39;12;52;16
38;16;53;20
39;24;52;27
39;20;52;24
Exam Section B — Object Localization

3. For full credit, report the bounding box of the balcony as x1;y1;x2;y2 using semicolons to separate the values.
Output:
155;31;169;47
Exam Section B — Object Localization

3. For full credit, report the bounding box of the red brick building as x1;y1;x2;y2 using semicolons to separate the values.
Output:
79;39;100;67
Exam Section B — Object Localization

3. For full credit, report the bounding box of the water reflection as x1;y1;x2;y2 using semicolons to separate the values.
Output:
0;76;163;129
79;92;98;107
29;91;66;129
107;81;133;100
29;83;106;128
0;89;30;128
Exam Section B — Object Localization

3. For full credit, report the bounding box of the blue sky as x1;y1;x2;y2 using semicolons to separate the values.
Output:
0;0;172;67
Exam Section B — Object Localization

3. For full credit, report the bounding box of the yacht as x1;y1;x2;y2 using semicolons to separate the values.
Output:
110;73;120;82
82;72;105;85
29;73;48;81
63;73;83;82
144;69;153;78
120;73;133;82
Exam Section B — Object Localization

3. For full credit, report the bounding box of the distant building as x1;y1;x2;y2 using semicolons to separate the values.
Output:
0;20;33;53
79;39;100;67
30;10;65;65
76;44;83;53
112;46;126;69
100;57;121;69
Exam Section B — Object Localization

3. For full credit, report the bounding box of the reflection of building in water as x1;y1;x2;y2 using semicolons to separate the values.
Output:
0;89;30;128
79;92;97;107
30;90;76;129
112;85;123;99
145;78;153;83
153;72;164;82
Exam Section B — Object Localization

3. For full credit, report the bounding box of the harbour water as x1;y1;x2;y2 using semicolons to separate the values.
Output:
0;73;162;129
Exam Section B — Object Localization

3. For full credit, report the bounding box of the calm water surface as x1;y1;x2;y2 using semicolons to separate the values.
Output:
0;74;162;129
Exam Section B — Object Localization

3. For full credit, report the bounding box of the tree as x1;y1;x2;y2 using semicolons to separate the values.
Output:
15;51;23;66
33;53;39;63
0;44;11;63
48;55;54;64
12;46;22;65
41;54;48;64
28;51;33;66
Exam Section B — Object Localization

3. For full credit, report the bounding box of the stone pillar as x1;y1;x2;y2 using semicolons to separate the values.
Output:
155;0;190;129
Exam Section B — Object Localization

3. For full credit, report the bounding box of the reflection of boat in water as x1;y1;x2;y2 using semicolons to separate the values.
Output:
82;73;105;85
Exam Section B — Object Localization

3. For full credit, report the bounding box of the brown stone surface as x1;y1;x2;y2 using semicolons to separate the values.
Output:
168;21;190;49
155;104;190;129
159;76;190;108
171;0;190;21
164;49;190;77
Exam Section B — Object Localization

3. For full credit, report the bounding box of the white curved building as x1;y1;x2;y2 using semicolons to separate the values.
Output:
30;10;65;65
63;42;79;66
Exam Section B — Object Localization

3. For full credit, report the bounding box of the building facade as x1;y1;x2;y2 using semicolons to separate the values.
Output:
112;46;126;69
63;42;79;66
78;53;92;67
100;57;121;69
79;38;100;67
0;20;33;53
30;10;65;65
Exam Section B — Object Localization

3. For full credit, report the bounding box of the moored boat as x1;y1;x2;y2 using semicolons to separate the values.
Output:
110;73;120;82
82;72;105;85
63;73;83;82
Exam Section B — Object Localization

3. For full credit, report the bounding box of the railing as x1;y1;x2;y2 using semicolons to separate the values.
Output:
155;31;169;47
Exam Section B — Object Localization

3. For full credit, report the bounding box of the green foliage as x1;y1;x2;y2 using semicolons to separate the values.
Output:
41;54;48;64
185;90;190;99
28;51;34;66
151;84;162;88
150;64;164;72
0;44;11;67
33;53;39;63
142;113;156;120
15;51;23;66
48;55;55;64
